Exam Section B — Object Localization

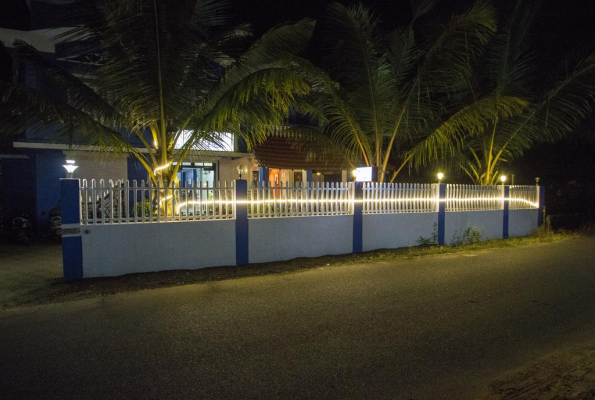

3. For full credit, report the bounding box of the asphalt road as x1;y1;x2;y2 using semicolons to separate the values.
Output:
1;237;595;399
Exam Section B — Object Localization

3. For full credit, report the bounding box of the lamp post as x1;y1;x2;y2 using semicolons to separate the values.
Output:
437;172;444;184
63;159;78;179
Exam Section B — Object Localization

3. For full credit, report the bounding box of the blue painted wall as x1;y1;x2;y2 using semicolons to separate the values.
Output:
127;157;148;183
181;169;195;185
34;150;65;230
0;157;35;232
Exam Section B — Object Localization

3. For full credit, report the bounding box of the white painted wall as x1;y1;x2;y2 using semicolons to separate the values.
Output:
509;209;538;237
218;157;256;183
67;152;128;183
445;211;504;245
248;216;353;264
363;213;438;251
79;209;539;277
81;220;236;277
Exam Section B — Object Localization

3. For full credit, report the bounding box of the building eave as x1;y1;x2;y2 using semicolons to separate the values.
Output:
12;141;250;159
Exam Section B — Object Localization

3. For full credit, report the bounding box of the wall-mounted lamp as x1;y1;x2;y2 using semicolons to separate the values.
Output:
237;164;246;179
63;159;78;178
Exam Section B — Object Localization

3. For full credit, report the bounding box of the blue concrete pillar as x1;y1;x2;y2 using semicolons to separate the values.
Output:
259;167;269;183
503;185;510;239
60;178;83;281
234;179;249;265
352;182;363;253
537;186;546;226
437;183;446;245
304;170;312;183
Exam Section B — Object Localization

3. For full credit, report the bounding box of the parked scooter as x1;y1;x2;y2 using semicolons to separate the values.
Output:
12;215;33;244
50;216;62;241
48;204;62;241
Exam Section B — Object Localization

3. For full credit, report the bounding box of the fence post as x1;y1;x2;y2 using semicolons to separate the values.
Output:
537;185;546;226
437;183;446;245
60;178;83;281
352;182;363;253
502;185;510;239
235;179;249;265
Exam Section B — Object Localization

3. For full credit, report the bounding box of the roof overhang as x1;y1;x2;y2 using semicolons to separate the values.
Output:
13;142;249;159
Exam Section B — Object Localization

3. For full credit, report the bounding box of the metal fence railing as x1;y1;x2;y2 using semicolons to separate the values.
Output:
78;180;539;225
248;182;352;218
509;185;540;210
446;184;502;212
362;183;436;214
80;179;235;225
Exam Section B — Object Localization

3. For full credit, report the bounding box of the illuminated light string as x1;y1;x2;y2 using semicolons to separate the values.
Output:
153;163;171;174
159;195;174;204
174;197;538;212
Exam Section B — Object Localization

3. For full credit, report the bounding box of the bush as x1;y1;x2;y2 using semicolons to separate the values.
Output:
452;226;483;246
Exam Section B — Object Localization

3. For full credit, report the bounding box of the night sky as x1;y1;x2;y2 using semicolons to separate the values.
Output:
1;0;594;185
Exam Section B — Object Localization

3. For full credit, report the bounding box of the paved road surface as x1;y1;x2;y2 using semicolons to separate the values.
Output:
1;237;595;399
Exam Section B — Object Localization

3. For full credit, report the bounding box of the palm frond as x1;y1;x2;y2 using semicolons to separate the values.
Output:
407;95;528;168
0;81;128;150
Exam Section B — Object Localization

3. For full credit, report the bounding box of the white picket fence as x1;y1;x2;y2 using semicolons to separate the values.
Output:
79;179;235;225
362;183;436;214
248;182;352;218
78;180;540;225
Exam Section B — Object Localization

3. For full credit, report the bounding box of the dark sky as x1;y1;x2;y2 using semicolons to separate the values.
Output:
2;0;594;73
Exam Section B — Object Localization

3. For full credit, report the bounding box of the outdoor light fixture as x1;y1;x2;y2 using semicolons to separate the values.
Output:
316;172;321;176
500;175;507;184
437;172;444;183
535;177;540;185
237;165;246;179
174;196;539;211
63;159;78;178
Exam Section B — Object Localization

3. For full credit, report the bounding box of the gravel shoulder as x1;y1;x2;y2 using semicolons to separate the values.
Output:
485;337;595;399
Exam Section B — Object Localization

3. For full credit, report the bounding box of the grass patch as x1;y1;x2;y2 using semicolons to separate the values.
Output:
1;230;579;309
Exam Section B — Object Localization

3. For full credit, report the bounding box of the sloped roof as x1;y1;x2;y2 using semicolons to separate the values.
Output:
251;132;350;173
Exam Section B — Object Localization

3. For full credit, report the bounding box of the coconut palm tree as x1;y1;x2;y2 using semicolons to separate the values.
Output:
0;0;315;184
407;1;595;184
286;0;499;182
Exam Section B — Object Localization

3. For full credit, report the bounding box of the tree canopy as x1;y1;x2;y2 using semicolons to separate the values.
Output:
288;0;595;184
0;0;315;183
407;0;595;184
